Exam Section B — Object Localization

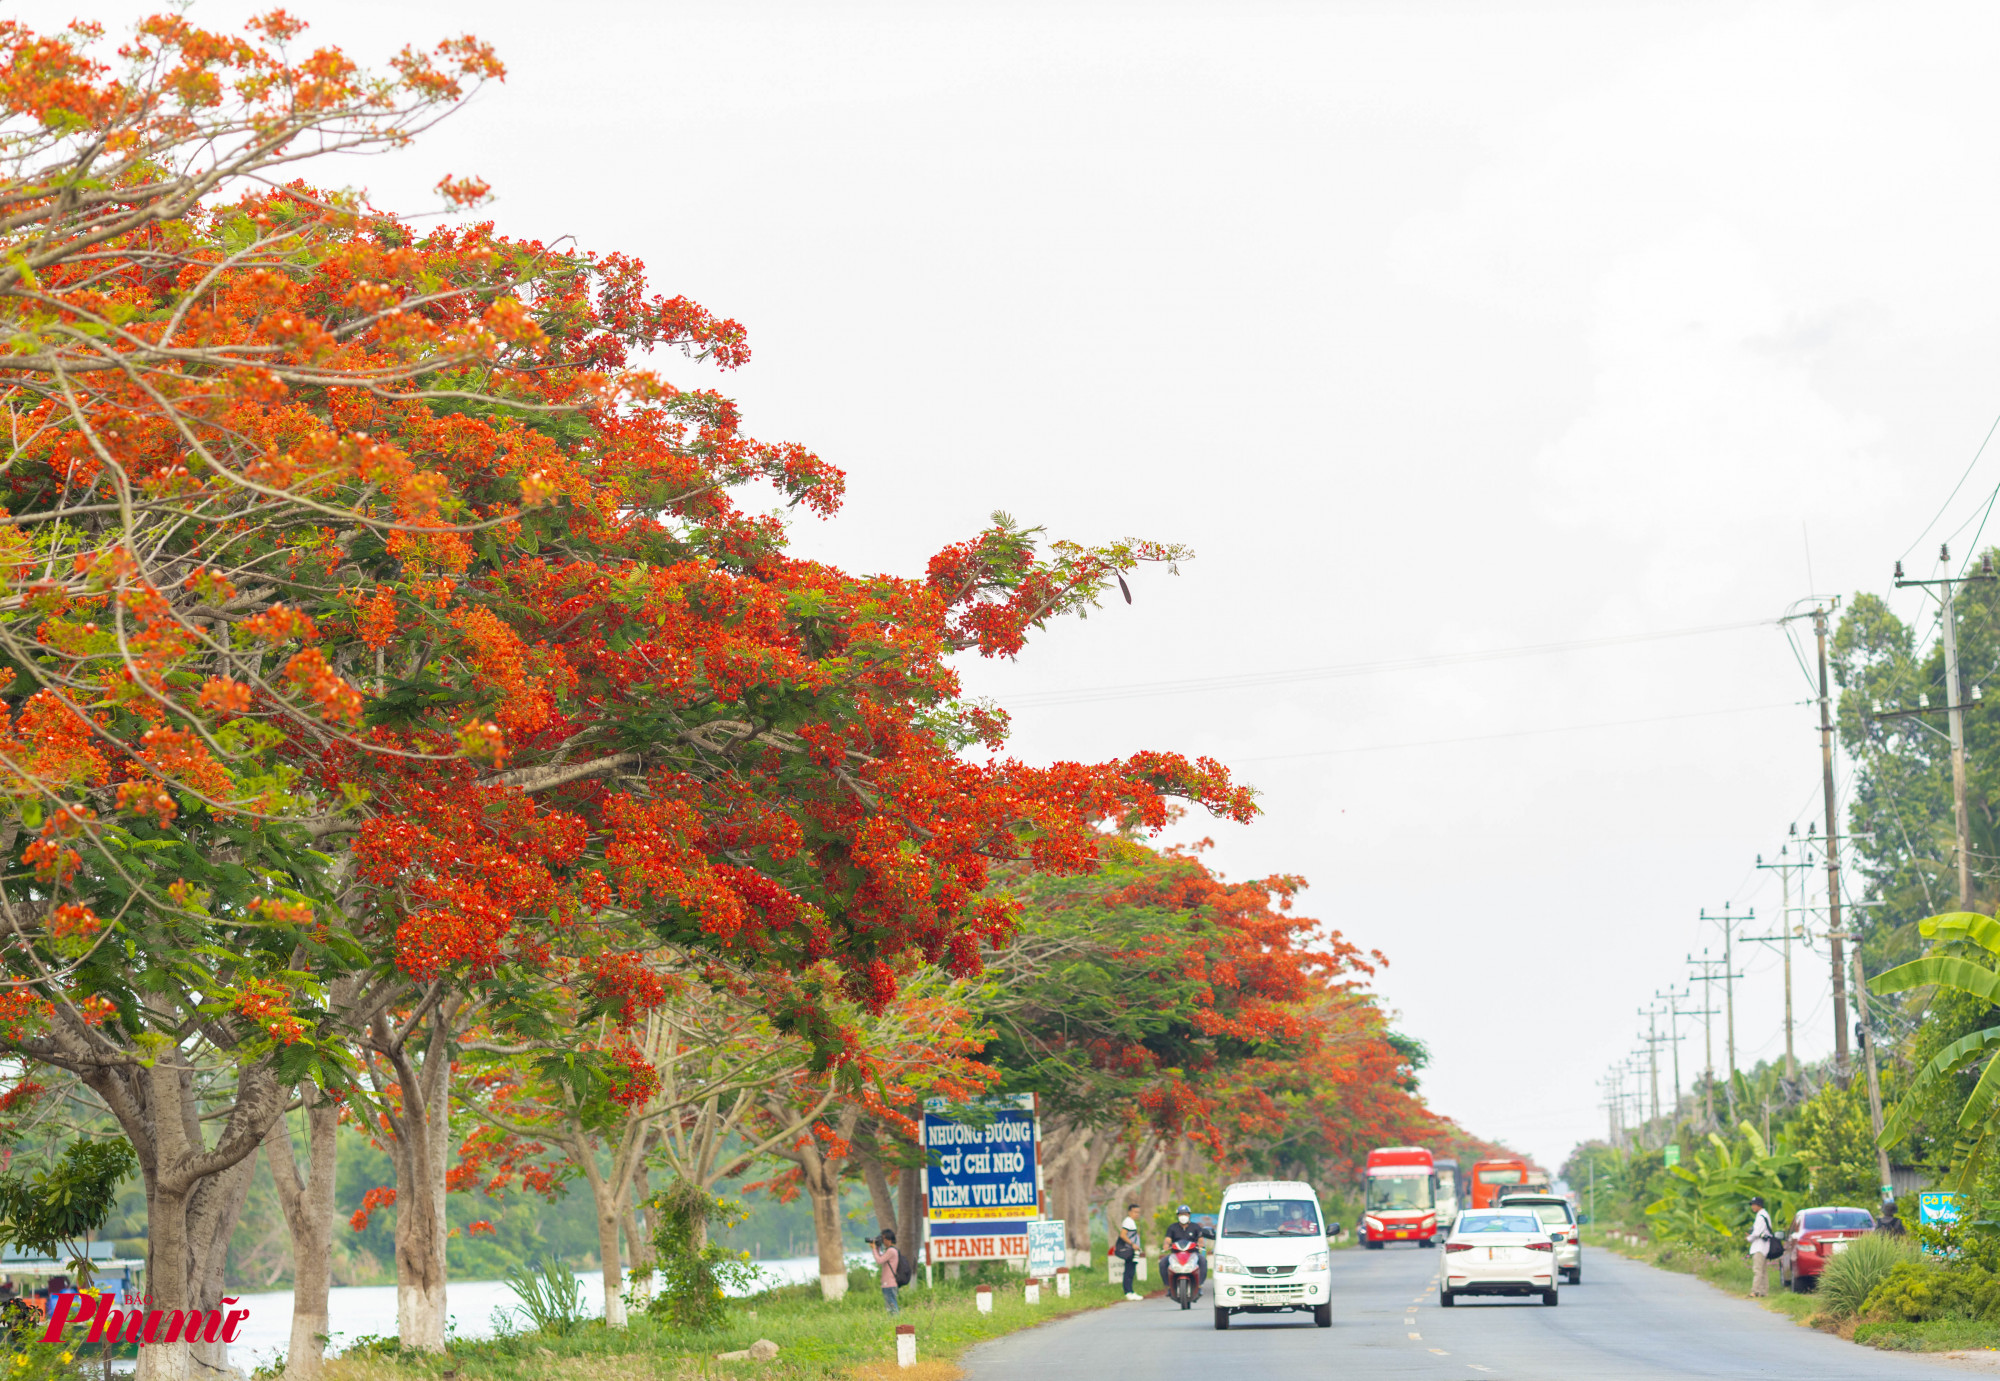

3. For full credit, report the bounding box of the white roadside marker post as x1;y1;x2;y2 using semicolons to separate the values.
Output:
1056;1267;1071;1298
1025;1280;1040;1305
896;1324;916;1369
975;1284;993;1314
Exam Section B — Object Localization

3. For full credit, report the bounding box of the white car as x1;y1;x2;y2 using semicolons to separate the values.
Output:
1439;1208;1560;1307
1497;1192;1583;1284
1209;1179;1334;1330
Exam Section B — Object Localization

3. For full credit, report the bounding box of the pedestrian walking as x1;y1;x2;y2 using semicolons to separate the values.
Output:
1747;1195;1776;1297
1117;1202;1143;1300
872;1228;901;1313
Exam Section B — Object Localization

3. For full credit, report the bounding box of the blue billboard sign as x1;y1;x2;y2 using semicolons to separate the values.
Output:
922;1094;1039;1222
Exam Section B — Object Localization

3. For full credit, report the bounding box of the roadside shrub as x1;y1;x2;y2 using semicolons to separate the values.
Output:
1820;1233;1920;1317
647;1179;758;1330
507;1257;586;1336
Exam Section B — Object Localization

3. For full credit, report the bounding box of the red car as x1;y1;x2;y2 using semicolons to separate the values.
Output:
1781;1206;1876;1291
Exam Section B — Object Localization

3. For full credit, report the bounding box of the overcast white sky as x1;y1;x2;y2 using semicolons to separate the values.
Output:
40;0;2000;1172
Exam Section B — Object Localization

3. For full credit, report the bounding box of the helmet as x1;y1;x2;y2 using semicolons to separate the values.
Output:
1178;1204;1192;1214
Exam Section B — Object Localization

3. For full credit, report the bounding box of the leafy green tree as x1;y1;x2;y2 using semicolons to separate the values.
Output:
0;1138;137;1284
1645;1124;1800;1250
1874;911;2000;1189
1834;572;2000;973
1791;1079;1885;1205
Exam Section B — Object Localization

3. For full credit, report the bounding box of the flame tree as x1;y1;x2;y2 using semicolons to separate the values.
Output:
0;9;1258;1369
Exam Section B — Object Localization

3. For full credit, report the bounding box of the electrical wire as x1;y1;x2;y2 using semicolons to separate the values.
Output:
1903;410;2000;561
1001;618;1775;709
1228;700;1801;763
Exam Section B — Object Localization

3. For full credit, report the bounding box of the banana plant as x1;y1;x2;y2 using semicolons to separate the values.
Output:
1872;910;2000;1191
1645;1122;1799;1250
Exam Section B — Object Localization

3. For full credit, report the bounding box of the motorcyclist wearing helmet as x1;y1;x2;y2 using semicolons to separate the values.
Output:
1163;1204;1213;1284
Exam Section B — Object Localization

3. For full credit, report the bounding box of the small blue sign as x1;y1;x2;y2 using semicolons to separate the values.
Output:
1919;1191;1962;1256
1027;1220;1066;1278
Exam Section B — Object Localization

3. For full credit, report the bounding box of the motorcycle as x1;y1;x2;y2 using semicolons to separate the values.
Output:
1165;1243;1204;1310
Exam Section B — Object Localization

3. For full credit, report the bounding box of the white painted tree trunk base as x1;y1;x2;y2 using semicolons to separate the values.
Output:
819;1272;849;1301
284;1310;329;1381
398;1282;447;1352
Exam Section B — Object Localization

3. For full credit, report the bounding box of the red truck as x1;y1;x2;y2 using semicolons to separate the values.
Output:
1361;1146;1438;1248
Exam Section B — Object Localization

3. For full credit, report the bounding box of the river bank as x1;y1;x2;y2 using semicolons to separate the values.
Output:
319;1266;1126;1381
227;1258;830;1373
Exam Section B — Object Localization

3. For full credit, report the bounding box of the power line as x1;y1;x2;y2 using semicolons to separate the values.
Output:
1903;409;2000;561
1002;617;1775;709
1230;700;1799;763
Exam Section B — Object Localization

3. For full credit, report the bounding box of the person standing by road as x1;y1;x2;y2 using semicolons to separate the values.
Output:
1747;1196;1775;1297
1118;1203;1143;1300
873;1228;901;1314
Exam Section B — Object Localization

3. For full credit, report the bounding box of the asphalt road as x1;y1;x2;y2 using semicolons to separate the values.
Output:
963;1243;2000;1379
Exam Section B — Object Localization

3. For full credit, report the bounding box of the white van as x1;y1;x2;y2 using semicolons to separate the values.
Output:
1208;1179;1334;1330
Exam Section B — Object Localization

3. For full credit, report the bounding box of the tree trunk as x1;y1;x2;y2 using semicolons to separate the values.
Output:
136;1185;193;1381
896;1162;923;1266
860;1148;897;1239
373;1008;455;1352
578;1148;628;1329
626;1166;656;1311
120;1053;279;1381
266;1099;339;1381
805;1154;849;1302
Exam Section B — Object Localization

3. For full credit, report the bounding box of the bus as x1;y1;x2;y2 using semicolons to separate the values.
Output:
1469;1156;1534;1209
1361;1146;1438;1247
1433;1158;1462;1229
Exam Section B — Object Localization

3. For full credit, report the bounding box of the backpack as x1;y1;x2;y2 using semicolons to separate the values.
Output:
893;1245;915;1288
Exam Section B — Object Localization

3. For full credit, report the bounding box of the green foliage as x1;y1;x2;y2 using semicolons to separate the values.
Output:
1793;1077;1889;1205
504;1257;585;1337
1644;1122;1798;1250
1854;1258;2000;1322
646;1180;758;1331
1820;1231;1920;1317
0;1137;135;1283
1875;912;2000;1190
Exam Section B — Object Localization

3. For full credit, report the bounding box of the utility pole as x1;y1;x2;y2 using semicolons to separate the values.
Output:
1888;546;1994;910
1656;987;1691;1116
1754;836;1812;1081
1701;904;1754;1084
1640;1005;1664;1127
1831;929;1894;1200
1779;601;1850;1079
1687;951;1740;1124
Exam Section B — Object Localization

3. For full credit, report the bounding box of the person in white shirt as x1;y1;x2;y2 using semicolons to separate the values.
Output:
1747;1195;1776;1297
1117;1204;1142;1300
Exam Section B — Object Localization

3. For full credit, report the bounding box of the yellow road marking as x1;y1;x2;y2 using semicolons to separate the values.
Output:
1408;1332;1422;1340
1429;1349;1449;1356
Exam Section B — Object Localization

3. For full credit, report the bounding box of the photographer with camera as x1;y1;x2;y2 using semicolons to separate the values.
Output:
870;1227;902;1313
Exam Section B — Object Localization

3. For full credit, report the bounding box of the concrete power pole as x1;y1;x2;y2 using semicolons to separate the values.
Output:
1642;1006;1663;1127
1776;601;1850;1079
1687;951;1741;1125
1656;987;1690;1117
1891;546;1995;910
1702;904;1754;1087
1753;837;1811;1081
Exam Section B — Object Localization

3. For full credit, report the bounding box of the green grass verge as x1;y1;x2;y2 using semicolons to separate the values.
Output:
1582;1225;2000;1350
1852;1319;2000;1352
1581;1225;1819;1324
323;1265;1127;1381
